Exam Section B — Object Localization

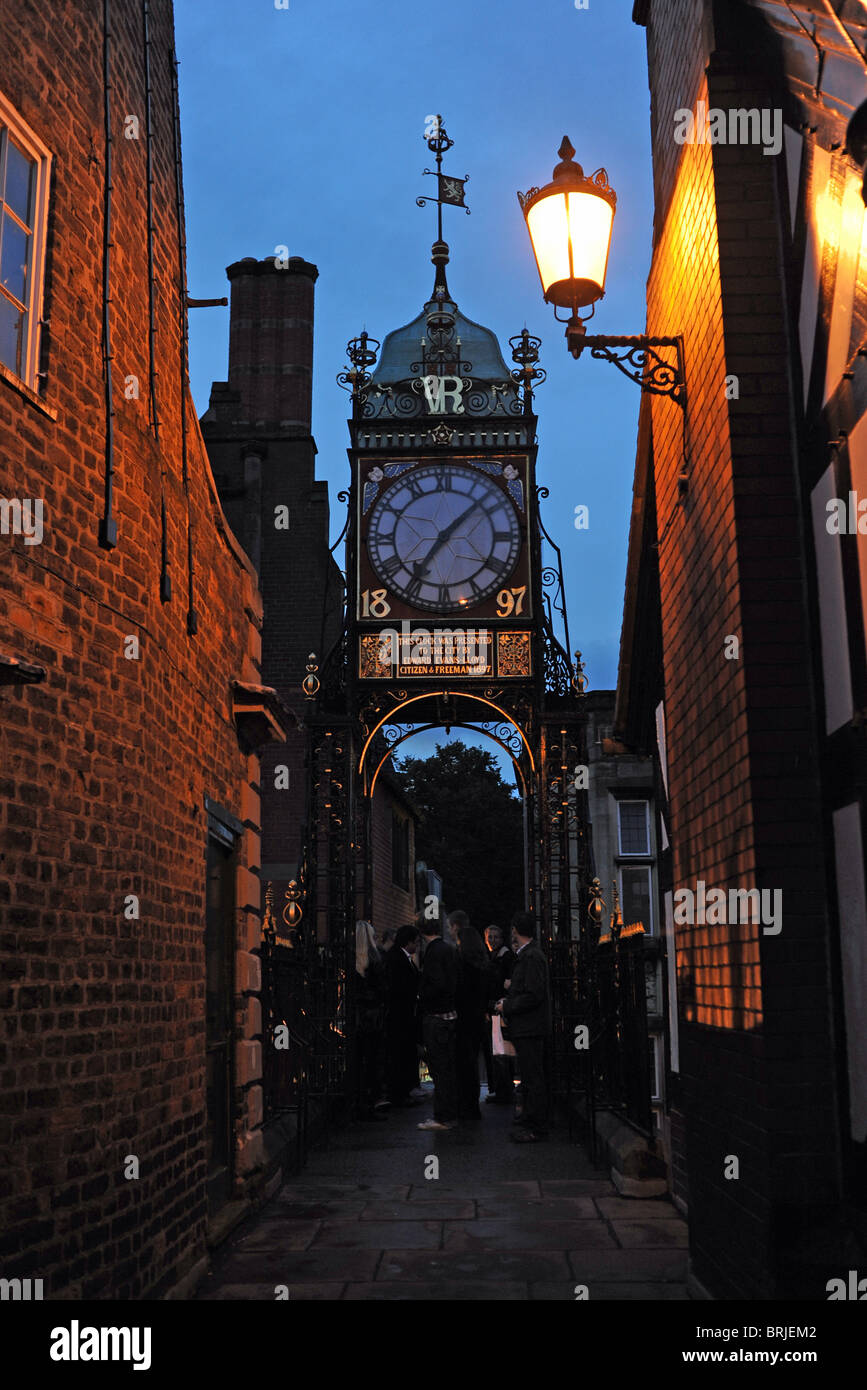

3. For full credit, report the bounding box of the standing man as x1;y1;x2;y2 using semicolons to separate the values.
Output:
484;924;515;1104
495;911;551;1142
417;916;459;1132
385;923;422;1107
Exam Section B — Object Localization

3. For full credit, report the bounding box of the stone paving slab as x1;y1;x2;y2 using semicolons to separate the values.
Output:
313;1219;443;1249
540;1179;619;1196
595;1196;682;1220
361;1198;476;1221
377;1249;572;1282
273;1182;411;1201
193;1087;691;1301
406;1181;541;1201
443;1219;617;1252
207;1247;380;1284
199;1282;346;1300
530;1281;690;1301
270;1199;367;1220
567;1248;689;1281
233;1219;321;1251
345;1280;528;1301
610;1220;689;1248
476;1196;597;1220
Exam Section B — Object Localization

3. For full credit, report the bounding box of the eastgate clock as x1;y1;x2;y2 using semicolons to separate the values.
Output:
366;462;521;613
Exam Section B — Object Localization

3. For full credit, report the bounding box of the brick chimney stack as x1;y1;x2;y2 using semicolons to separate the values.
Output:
225;256;318;429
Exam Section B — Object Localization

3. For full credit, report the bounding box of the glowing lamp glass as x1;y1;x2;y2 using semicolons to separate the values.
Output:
525;186;614;309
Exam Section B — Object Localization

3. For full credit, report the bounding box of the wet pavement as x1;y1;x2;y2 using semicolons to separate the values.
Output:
195;1086;690;1301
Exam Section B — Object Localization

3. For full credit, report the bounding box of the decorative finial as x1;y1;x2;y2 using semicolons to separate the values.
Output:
573;650;588;693
337;332;380;412
509;328;546;414
416;115;470;302
282;880;303;930
587;877;605;928
302;652;320;700
554;136;584;181
610;879;623;937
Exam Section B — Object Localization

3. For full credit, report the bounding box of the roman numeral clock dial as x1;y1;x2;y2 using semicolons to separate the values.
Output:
365;463;521;613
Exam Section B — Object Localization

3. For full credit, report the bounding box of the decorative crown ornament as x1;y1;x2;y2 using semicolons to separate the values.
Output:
302;653;320;699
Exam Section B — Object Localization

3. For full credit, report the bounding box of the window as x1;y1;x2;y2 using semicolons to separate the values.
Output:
391;812;410;891
0;95;51;391
650;1035;663;1103
618;799;651;855
620;863;653;934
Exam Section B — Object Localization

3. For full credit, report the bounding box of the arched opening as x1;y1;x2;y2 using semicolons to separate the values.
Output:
356;691;536;927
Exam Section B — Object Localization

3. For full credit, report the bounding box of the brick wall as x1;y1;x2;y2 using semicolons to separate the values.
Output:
370;792;417;935
0;0;270;1299
640;0;838;1297
202;259;344;914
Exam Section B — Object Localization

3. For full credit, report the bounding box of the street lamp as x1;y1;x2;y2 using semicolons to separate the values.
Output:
518;137;686;407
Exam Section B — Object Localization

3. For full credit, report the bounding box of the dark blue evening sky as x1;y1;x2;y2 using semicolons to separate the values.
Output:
174;0;652;771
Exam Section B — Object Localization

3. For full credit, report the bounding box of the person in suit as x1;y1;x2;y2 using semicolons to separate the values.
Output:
494;911;551;1142
450;911;489;1122
417;916;459;1131
385;923;421;1106
484;924;516;1104
355;920;387;1122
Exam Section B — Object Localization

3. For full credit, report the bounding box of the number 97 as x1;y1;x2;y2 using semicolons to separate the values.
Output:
496;586;526;618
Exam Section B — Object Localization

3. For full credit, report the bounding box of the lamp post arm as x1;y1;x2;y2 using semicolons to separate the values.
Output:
567;330;686;407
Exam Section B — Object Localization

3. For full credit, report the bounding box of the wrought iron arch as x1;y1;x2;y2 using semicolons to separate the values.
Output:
367;720;528;797
358;689;536;781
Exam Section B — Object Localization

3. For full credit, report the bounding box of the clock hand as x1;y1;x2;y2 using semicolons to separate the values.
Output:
412;502;478;576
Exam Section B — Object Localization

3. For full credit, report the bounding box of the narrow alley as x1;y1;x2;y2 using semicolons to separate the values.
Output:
195;1089;688;1301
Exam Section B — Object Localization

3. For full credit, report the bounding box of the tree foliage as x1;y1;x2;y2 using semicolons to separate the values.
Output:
394;741;524;932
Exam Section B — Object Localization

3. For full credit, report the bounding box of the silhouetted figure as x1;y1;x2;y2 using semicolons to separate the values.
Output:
451;910;489;1122
496;912;551;1142
417;917;458;1131
385;923;421;1106
484;923;516;1103
355;920;387;1121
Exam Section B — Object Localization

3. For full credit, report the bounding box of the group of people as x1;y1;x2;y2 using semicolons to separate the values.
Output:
354;908;552;1143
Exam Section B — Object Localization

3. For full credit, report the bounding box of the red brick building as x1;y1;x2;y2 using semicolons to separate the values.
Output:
618;0;867;1297
201;257;344;942
0;0;287;1299
370;765;419;936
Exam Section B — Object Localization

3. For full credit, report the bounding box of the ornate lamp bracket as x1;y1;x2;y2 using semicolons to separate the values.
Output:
566;322;686;407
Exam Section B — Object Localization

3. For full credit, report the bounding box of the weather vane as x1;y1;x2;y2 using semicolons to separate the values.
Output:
416;115;470;247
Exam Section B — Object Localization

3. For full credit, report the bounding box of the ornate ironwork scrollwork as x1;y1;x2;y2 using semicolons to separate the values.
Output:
478;720;523;758
542;629;574;698
373;385;425;419
510;327;546;414
337;331;380;411
319;627;349;705
577;335;685;405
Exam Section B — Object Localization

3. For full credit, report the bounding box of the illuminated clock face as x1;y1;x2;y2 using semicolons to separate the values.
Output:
366;463;521;613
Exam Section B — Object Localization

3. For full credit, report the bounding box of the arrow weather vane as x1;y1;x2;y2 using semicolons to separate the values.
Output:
416;115;470;245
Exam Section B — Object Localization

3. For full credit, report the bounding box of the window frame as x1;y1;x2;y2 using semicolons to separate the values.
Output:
0;92;51;394
619;861;655;935
391;810;411;891
650;1034;663;1103
617;797;652;857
